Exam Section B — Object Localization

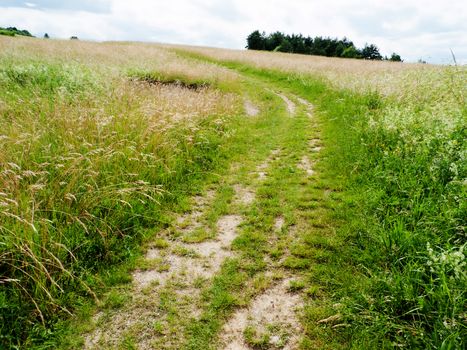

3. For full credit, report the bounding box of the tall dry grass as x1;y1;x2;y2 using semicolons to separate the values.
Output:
0;36;238;347
175;44;464;101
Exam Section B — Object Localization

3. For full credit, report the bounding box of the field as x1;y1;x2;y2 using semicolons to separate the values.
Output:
0;36;465;349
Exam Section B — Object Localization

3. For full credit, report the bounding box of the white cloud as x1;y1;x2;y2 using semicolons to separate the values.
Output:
0;0;465;63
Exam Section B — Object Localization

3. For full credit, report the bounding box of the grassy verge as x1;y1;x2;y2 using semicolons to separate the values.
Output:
306;71;466;349
182;55;466;349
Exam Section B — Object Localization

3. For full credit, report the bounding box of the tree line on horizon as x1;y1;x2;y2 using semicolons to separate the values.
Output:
0;26;34;37
246;30;402;61
0;26;78;40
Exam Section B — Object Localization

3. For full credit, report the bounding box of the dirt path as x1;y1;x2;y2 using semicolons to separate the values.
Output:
220;278;303;350
296;96;314;118
276;92;296;115
83;148;285;349
244;99;260;116
265;88;297;115
85;185;249;349
212;94;319;350
81;80;322;350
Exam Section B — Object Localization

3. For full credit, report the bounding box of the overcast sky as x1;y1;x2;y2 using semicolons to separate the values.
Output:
1;0;466;64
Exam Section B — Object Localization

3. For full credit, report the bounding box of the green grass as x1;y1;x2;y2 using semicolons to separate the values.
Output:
174;47;465;347
311;72;466;350
204;61;466;349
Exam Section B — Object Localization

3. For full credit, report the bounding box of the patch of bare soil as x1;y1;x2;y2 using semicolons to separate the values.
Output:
133;214;242;289
220;279;303;350
257;169;268;180
266;89;296;115
217;215;244;246
132;253;201;289
309;138;322;153
85;300;160;349
184;215;243;277
244;99;260;116
234;184;256;206
276;92;296;115
298;156;314;176
84;189;247;349
176;190;215;233
296;96;314;118
271;149;281;157
274;216;285;232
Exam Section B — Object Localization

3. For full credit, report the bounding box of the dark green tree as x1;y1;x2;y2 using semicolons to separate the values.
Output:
289;34;306;54
266;31;285;51
245;31;402;62
334;42;346;57
389;52;402;62
0;26;33;37
277;38;293;53
323;38;338;56
44;33;50;39
303;36;313;54
361;44;383;60
341;45;360;58
246;30;265;50
310;36;327;56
